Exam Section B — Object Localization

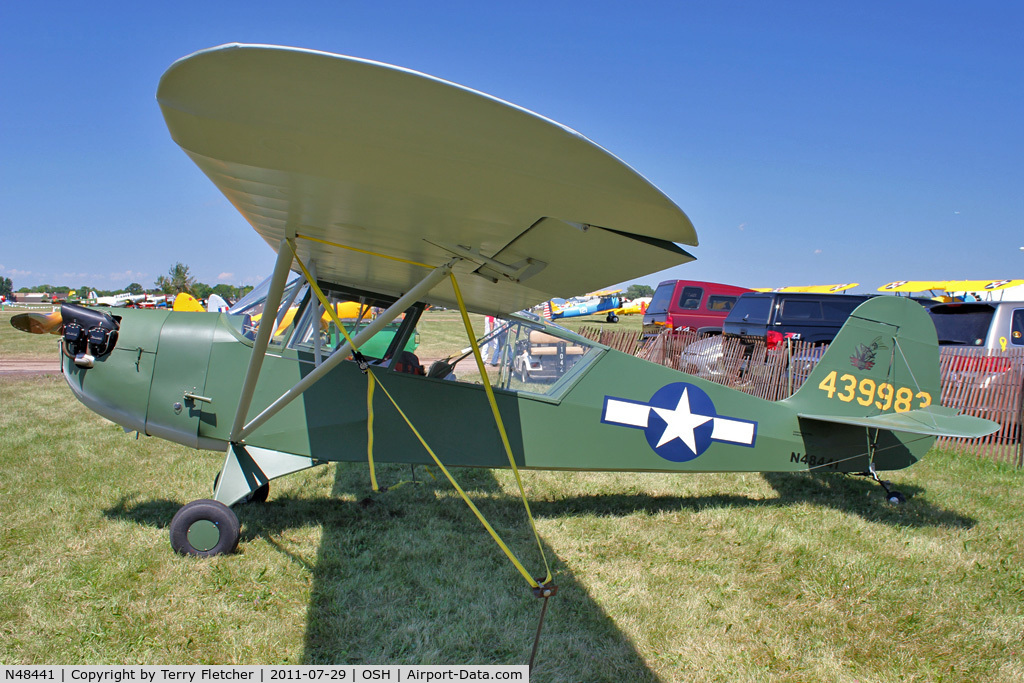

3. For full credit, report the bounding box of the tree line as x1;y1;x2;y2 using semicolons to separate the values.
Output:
8;263;253;302
5;264;654;303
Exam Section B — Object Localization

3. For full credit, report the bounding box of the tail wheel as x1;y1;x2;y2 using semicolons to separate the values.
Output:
169;499;240;557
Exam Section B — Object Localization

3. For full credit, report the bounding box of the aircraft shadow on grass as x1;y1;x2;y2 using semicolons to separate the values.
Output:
104;467;657;681
103;464;973;679
528;471;975;531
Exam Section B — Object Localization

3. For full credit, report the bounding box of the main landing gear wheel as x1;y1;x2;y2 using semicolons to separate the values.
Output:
169;499;240;557
606;313;619;323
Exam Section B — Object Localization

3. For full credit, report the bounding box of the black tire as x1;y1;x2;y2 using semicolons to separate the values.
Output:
607;314;619;323
169;499;240;557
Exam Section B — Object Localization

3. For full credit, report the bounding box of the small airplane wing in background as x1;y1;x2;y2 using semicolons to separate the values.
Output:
877;281;950;293
943;279;1024;292
157;44;697;316
754;284;859;293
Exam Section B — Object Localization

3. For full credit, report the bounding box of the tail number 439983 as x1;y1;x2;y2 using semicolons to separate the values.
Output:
817;371;932;412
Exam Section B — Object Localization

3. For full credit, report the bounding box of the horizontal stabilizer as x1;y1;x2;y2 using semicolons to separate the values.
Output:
798;406;1000;439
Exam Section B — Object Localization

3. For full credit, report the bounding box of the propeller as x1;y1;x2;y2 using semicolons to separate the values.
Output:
10;310;63;335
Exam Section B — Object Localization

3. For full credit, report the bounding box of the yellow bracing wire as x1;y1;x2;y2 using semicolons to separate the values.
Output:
295;233;434;270
366;371;378;491
287;240;550;589
365;371;542;589
448;273;553;587
288;240;379;491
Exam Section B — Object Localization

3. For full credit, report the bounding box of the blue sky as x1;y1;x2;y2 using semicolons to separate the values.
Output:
2;1;1022;295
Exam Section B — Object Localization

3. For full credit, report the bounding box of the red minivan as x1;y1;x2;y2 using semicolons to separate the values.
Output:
642;279;754;335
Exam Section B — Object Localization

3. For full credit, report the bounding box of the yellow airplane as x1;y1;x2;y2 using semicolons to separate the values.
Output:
607;296;651;317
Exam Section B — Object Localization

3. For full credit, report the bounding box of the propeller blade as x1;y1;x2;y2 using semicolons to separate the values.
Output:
10;310;63;335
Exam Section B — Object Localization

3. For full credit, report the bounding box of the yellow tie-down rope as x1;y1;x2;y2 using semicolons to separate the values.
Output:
448;272;553;591
287;240;380;489
286;240;553;592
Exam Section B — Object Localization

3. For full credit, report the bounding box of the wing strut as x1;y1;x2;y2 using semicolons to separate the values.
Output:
229;238;295;443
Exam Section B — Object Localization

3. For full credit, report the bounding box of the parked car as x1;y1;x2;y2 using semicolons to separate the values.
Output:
928;301;1024;386
642;279;753;336
928;301;1024;350
679;335;730;381
722;291;878;347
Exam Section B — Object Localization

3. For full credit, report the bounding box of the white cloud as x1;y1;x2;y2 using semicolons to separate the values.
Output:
108;270;147;283
217;272;235;281
737;223;747;231
813;249;823;255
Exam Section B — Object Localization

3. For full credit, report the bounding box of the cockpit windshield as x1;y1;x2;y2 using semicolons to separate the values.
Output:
288;285;420;361
225;275;309;345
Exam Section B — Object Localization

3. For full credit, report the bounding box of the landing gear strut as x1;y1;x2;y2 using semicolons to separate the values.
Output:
861;462;906;504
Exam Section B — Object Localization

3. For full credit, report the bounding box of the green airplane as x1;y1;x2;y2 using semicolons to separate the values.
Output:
12;45;997;565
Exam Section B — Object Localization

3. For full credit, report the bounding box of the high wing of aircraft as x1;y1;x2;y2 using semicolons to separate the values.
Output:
12;44;996;583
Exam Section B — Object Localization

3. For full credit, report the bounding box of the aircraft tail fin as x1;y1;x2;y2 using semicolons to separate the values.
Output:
786;297;998;439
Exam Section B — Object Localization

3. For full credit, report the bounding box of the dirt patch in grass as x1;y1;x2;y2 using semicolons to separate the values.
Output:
0;357;60;375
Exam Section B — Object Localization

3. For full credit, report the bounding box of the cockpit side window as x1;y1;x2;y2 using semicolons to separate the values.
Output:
413;312;602;399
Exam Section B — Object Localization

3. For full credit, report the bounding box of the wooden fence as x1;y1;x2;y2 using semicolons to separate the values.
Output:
577;326;1024;467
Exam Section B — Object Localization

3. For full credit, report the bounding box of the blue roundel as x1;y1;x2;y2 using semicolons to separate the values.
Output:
644;382;717;462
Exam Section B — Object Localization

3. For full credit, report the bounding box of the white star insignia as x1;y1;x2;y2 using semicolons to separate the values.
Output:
651;387;712;453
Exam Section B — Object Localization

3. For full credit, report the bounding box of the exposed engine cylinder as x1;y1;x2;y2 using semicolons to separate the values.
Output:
61;303;119;367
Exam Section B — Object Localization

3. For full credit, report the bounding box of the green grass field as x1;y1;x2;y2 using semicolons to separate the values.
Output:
1;310;63;360
2;309;1022;680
